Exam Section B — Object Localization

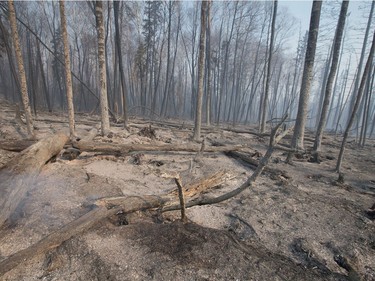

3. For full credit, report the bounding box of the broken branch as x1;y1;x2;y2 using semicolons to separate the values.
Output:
0;115;289;276
163;114;289;211
175;176;187;223
0;139;36;152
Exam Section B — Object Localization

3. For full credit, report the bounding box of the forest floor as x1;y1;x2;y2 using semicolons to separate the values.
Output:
0;98;374;281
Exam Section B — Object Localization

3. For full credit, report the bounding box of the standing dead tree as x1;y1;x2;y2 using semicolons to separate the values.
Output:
313;0;349;162
95;0;110;136
287;0;322;161
7;0;34;138
0;15;22;103
0;1;117;120
205;0;212;126
113;0;128;128
166;114;289;209
59;0;76;139
336;29;375;172
260;0;278;133
193;0;208;141
347;0;375;125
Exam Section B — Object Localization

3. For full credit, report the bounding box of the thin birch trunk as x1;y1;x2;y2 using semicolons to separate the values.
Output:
193;1;207;141
8;0;34;138
289;1;322;154
336;29;375;172
95;1;110;135
260;0;278;133
113;1;128;128
59;0;75;138
313;0;349;157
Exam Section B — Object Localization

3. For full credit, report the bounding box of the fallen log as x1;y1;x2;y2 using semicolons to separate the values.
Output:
98;170;230;208
226;151;261;169
179;170;229;198
0;133;69;227
0;139;36;152
79;128;98;142
0;171;228;276
61;128;99;161
0;116;289;276
225;151;290;180
0;195;165;277
35;117;99;127
0;128;97;153
164;115;289;211
73;140;243;154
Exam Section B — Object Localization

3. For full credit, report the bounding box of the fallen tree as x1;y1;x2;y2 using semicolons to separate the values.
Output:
0;171;229;276
73;140;243;154
164;115;289;210
225;151;290;180
0;133;69;227
0;129;98;153
0;116;288;276
0;139;36;152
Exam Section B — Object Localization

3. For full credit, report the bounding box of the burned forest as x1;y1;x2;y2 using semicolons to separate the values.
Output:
0;0;374;280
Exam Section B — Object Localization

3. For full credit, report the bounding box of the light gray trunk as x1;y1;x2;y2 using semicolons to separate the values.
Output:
336;29;375;172
205;0;212;126
289;1;322;151
347;0;375;125
193;1;207;141
8;0;35;138
95;0;110;135
113;0;128;128
260;0;278;133
59;0;75;138
359;61;375;146
313;0;349;154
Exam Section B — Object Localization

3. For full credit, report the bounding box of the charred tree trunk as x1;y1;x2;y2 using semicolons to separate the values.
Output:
260;0;278;133
113;0;128;128
8;0;34;138
313;0;349;159
59;0;75;138
95;1;110;136
288;1;322;155
359;62;375;146
36;37;52;112
205;0;212;126
347;0;375;124
336;29;375;172
0;16;22;103
192;1;208;141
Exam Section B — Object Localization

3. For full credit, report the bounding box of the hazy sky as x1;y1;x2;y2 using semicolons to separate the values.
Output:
280;0;312;32
280;0;369;30
279;0;372;58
